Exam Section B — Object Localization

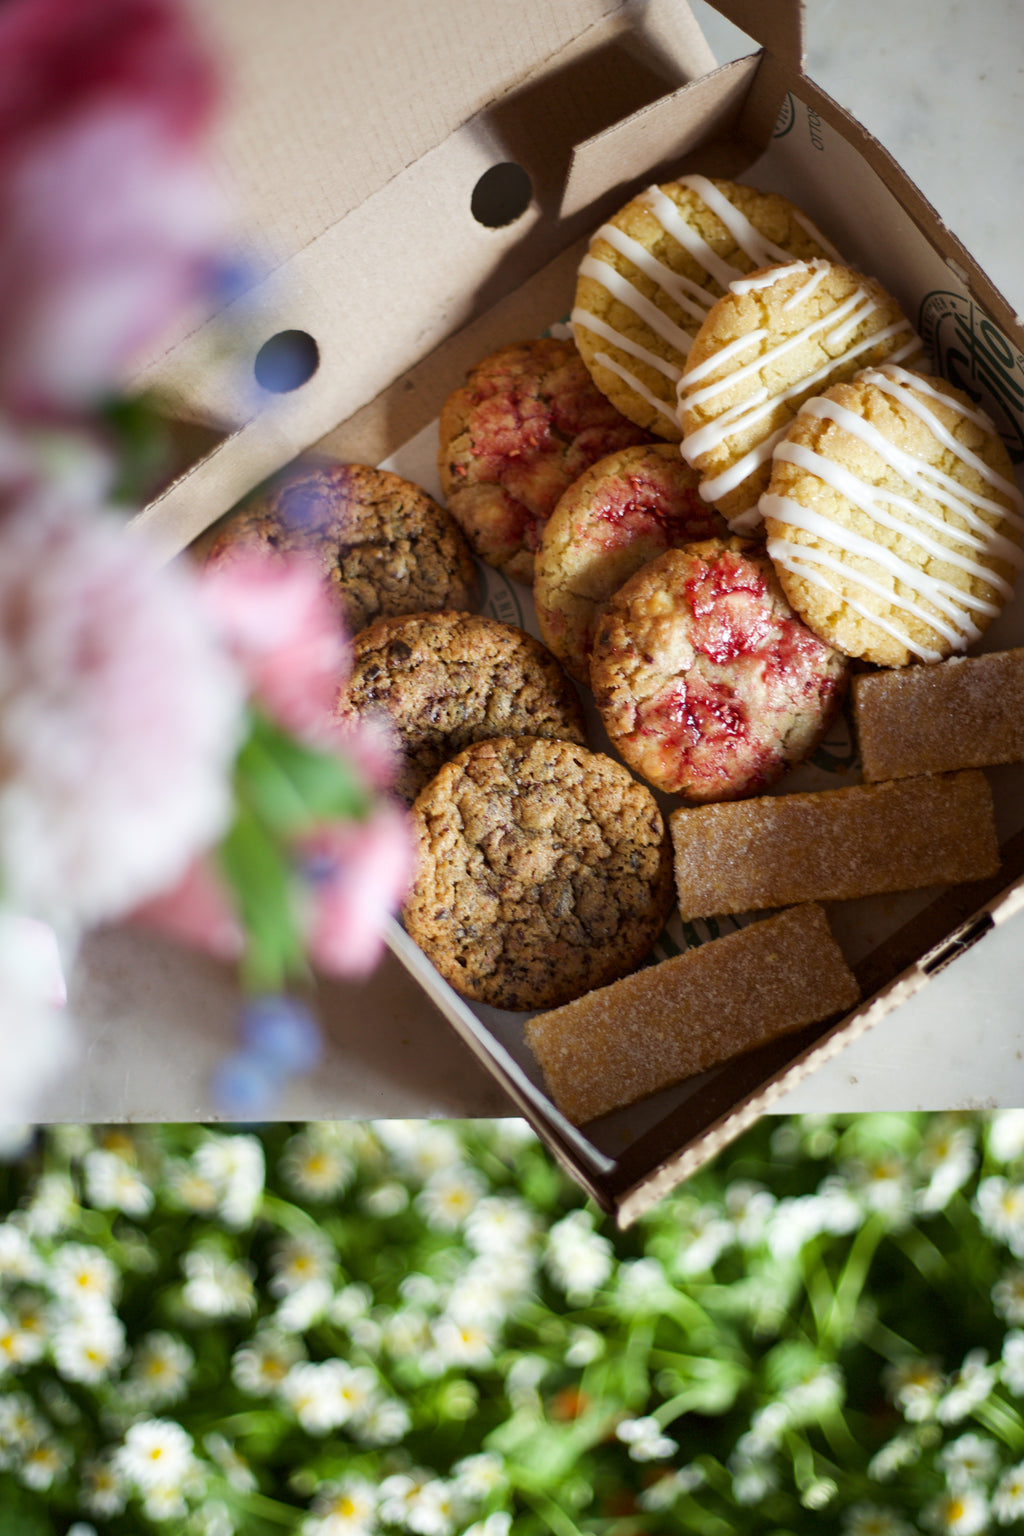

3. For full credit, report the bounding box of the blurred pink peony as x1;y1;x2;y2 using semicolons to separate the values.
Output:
297;803;415;978
0;492;246;927
127;855;244;964
202;551;351;747
0;0;225;414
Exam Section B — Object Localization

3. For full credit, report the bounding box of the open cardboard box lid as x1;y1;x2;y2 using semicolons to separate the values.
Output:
115;0;1024;1222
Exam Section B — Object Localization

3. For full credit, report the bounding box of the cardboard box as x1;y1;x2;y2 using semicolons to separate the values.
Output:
127;0;1024;1223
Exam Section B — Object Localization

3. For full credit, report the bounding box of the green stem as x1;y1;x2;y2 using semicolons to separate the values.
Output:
519;1488;584;1536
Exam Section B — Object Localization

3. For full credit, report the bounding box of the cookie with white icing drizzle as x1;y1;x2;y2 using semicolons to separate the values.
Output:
677;260;922;531
571;176;841;442
762;364;1024;667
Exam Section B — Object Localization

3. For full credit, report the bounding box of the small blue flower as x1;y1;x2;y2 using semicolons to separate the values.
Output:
240;996;323;1075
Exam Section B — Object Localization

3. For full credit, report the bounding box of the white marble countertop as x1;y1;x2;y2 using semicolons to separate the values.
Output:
49;0;1024;1126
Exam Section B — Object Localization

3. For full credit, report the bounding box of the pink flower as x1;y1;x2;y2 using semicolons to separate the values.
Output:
297;803;415;978
202;551;351;746
127;855;244;963
0;491;245;927
0;0;224;414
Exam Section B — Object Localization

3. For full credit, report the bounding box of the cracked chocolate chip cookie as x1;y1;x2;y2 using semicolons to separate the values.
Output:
336;612;587;806
205;459;480;633
437;337;654;587
590;538;849;803
403;735;674;1011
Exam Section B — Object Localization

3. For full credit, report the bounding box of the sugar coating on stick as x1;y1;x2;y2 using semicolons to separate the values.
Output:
670;770;999;920
854;649;1024;782
524;903;859;1125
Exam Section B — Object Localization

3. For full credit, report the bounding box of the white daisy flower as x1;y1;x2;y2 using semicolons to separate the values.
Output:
565;1325;603;1367
923;1488;989;1535
380;1306;431;1361
329;1282;373;1328
0;1302;47;1371
787;1362;844;1422
304;1474;378;1535
231;1330;305;1397
1003;1329;1024;1395
67;1525;99;1536
637;1465;705;1510
993;1459;1024;1522
379;1470;432;1526
280;1359;375;1434
142;1479;190;1522
429;1314;497;1371
373;1120;461;1180
464;1196;538;1256
275;1278;333;1334
203;1432;257;1493
51;1305;126;1384
989;1111;1024;1165
849;1152;913;1219
415;1165;485;1232
125;1331;195;1408
79;1454;128;1517
938;1351;997;1424
0;1391;47;1468
404;1477;457;1536
725;1180;776;1247
916;1121;977;1213
615;1256;675;1315
615;1415;678;1462
281;1129;354;1201
976;1178;1024;1255
21;1172;77;1238
19;1435;71;1491
444;1255;530;1328
0;1223;42;1282
360;1180;409;1218
993;1267;1024;1325
545;1210;613;1300
451;1451;506;1502
192;1501;234;1536
181;1247;256;1319
940;1432;1000;1488
49;1243;118;1309
192;1133;265;1229
731;1458;779;1504
269;1231;337;1298
163;1159;219;1216
868;1433;922;1481
354;1395;410;1447
83;1148;154;1218
884;1357;945;1421
675;1204;733;1275
114;1417;196;1493
462;1517;512;1536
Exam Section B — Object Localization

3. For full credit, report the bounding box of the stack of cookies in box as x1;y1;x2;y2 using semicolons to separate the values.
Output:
207;175;1024;1130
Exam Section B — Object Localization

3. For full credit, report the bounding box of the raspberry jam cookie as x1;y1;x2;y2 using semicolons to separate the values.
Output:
336;612;587;806
437;337;653;587
590;538;849;802
403;736;674;1012
534;442;727;686
677;260;921;531
572;176;841;441
205;460;479;633
762;365;1024;667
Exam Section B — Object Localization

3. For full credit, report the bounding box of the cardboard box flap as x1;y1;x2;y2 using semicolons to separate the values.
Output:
702;0;805;71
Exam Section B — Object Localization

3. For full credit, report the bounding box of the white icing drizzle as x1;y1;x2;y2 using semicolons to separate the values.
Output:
761;368;1024;657
638;183;745;291
782;261;831;311
866;362;995;433
676;174;805;271
590;222;712;322
681;286;881;409
578;254;694;356
775;440;1019;594
570;307;683;382
592;350;680;429
763;494;990;649
766;537;946;662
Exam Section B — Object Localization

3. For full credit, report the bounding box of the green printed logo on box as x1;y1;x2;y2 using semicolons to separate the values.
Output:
774;92;795;138
920;290;1024;464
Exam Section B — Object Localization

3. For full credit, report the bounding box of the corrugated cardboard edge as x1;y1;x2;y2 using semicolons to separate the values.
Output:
614;874;1024;1226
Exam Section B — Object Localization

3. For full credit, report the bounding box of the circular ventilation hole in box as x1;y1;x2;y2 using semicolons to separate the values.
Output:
254;330;320;392
471;163;533;228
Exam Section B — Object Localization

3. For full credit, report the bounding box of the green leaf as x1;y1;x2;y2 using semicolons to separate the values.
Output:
237;712;374;836
218;804;308;992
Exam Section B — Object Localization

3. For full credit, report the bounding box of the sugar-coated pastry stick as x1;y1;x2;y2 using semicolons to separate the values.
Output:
670;770;999;921
854;649;1024;783
524;903;859;1125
